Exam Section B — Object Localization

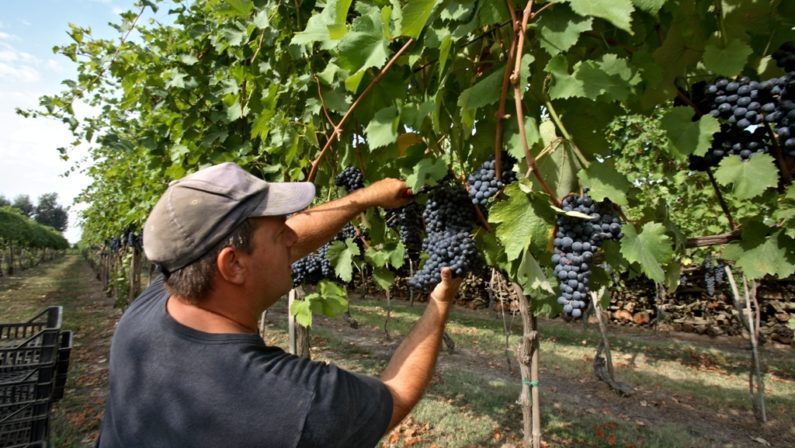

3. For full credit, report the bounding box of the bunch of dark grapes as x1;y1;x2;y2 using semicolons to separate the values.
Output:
689;41;795;169
467;153;517;205
386;202;424;256
291;254;331;285
421;184;475;233
553;193;623;318
408;184;483;290
702;253;726;297
773;41;795;72
335;166;364;192
292;224;366;286
691;125;772;169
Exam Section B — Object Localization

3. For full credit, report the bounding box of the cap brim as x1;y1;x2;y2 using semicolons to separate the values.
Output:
251;182;316;217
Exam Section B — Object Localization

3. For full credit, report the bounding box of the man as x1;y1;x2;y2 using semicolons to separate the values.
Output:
98;162;461;447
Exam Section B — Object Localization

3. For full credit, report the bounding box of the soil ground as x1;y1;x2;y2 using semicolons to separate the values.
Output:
2;254;793;447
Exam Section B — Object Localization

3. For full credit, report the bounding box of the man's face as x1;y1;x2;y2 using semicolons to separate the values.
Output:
244;216;298;307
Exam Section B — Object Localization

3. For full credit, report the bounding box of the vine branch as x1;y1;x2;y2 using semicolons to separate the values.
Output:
504;0;560;206
308;38;415;182
706;168;737;231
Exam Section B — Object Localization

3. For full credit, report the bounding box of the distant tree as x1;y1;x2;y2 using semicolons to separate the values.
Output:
12;195;35;218
0;195;9;207
34;193;68;232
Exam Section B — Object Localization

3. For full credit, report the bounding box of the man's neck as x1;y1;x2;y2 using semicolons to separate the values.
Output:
166;296;258;334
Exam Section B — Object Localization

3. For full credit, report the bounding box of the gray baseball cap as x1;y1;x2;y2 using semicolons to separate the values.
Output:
143;162;315;273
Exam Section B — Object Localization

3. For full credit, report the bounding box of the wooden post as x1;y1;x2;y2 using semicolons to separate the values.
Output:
725;266;767;424
590;291;633;396
511;282;541;448
288;287;311;359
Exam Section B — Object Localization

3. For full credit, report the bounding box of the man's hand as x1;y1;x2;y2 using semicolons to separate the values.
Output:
429;267;462;304
353;178;412;209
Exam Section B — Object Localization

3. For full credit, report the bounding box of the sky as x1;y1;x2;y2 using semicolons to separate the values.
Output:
0;0;150;243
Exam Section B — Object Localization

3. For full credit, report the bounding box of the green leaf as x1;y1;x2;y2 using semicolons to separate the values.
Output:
364;105;399;149
401;0;441;38
714;153;778;200
632;0;666;14
507;116;541;162
583;54;642;102
291;0;353;47
364;246;389;267
405;158;448;191
563;0;635;33
725;230;795;280
536;4;593;56
488;184;554;261
289;299;313;327
702;38;753;78
315;280;349;316
577;161;632;206
517;251;554;294
337;4;390;73
660;107;720;158
547;56;584;100
372;266;395;290
325;239;361;282
457;65;504;110
388;241;406;269
536;139;582;200
620;222;673;282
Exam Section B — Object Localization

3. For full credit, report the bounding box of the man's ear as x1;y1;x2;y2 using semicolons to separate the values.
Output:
216;247;246;285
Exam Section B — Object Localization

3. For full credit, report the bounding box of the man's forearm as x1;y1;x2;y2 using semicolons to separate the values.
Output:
380;297;451;430
286;189;372;261
286;178;409;262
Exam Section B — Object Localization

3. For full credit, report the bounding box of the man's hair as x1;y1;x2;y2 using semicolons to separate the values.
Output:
164;219;255;303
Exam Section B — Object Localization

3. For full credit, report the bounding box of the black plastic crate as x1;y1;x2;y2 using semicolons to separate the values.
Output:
52;331;72;402
0;379;52;447
0;307;62;385
0;307;63;447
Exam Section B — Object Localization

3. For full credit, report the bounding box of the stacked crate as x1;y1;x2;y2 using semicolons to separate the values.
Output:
1;307;72;447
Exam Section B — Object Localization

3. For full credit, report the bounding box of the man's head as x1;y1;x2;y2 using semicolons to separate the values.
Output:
143;162;314;301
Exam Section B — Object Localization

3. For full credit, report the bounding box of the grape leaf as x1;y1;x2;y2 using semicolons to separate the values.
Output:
547;56;585;100
577;161;632;206
562;0;635;33
714;153;778;199
535;5;593;56
337;4;390;73
660;107;720;158
364;105;399;149
577;55;641;102
620;222;673;282
308;281;349;317
506;116;541;162
291;0;353;47
405;158;448;192
703;38;753;77
401;0;440;38
371;266;395;290
326;239;361;282
489;184;554;261
458;65;504;110
632;0;666;14
724;230;795;279
289;299;313;327
517;251;555;294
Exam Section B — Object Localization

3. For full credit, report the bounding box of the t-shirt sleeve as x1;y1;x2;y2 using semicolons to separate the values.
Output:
297;364;393;448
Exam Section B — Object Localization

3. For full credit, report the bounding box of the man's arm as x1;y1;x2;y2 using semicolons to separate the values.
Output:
286;178;410;262
380;267;462;430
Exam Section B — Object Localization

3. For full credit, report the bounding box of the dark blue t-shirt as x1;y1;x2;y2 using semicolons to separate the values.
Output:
99;278;392;447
